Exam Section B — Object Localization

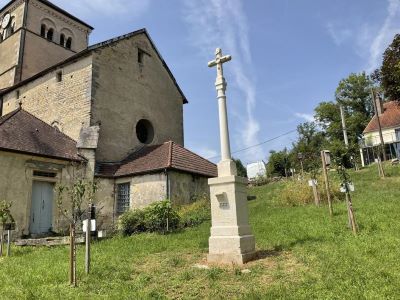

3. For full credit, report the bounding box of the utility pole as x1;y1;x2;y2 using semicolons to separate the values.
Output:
340;105;349;148
371;89;387;161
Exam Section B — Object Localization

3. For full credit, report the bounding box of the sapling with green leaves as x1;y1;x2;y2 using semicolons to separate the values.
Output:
334;156;357;234
0;200;14;256
56;179;98;286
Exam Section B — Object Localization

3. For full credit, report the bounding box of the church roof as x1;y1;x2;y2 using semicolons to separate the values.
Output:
0;0;93;30
363;101;400;133
96;141;217;178
0;108;83;161
0;29;188;104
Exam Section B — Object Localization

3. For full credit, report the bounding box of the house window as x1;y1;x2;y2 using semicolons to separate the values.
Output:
46;28;54;41
117;183;130;214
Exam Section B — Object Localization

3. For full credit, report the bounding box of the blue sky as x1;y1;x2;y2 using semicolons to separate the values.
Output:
2;0;398;164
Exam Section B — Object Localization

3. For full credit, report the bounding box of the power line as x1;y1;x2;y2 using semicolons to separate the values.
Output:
207;129;298;160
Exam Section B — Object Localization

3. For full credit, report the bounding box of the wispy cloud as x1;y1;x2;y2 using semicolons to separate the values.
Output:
326;22;352;46
364;0;400;72
189;146;219;162
182;0;263;161
294;113;314;122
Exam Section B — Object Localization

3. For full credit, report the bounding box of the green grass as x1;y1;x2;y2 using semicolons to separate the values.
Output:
1;164;400;299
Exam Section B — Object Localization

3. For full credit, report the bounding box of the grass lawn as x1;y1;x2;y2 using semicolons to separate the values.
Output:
1;164;400;299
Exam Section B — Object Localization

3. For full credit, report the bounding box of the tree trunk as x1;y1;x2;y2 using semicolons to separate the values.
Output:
345;193;357;235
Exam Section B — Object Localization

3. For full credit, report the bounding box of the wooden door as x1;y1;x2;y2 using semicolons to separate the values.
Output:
30;181;54;234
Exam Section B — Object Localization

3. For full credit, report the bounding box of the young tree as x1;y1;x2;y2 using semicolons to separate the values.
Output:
233;158;248;178
0;200;14;256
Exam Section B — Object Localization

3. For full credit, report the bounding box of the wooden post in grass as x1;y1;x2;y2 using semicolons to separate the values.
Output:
341;182;357;235
311;180;320;206
321;150;333;216
6;230;11;257
377;157;385;178
0;228;3;256
69;224;75;286
85;204;92;275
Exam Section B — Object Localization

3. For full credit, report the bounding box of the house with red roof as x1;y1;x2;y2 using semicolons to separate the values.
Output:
0;0;216;237
360;100;400;166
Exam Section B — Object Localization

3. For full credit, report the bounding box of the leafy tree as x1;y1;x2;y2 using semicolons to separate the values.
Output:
314;101;343;142
267;148;292;177
381;34;400;100
233;158;247;178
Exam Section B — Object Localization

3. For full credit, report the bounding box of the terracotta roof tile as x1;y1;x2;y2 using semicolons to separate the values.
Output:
97;142;217;178
364;101;400;133
0;109;82;161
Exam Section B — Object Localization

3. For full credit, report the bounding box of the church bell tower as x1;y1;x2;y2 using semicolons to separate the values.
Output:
0;0;93;90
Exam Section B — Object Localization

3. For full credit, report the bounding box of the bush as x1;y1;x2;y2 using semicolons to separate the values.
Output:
280;176;343;206
144;200;180;233
118;209;146;236
118;200;180;235
177;195;211;228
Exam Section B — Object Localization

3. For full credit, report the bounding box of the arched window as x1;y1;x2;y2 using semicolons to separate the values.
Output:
46;28;54;41
66;37;72;49
40;24;46;37
60;34;65;46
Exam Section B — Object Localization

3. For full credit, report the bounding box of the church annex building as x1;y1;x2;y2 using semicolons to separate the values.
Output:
0;0;217;237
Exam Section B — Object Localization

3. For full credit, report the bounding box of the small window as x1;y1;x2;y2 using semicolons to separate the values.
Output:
136;119;154;144
66;37;72;49
56;71;62;82
47;28;54;41
40;24;46;37
138;48;145;64
117;183;130;214
60;34;65;46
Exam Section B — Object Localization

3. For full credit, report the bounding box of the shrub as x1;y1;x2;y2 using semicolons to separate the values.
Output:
280;176;343;206
177;195;211;228
118;200;180;235
118;209;146;236
144;200;180;233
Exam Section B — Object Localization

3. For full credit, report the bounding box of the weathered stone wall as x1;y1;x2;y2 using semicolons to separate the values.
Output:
0;150;82;237
91;33;185;161
168;171;210;206
1;55;93;141
95;178;116;231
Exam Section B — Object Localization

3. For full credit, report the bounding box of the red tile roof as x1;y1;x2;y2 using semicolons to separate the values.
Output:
364;101;400;133
0;109;83;161
96;141;217;178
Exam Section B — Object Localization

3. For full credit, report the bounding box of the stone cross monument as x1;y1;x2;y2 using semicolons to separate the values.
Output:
207;48;256;265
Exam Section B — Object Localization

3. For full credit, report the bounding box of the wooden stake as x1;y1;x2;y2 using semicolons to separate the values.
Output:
321;151;333;216
6;230;10;257
85;210;91;274
311;181;320;206
345;192;357;235
0;228;3;257
69;224;74;285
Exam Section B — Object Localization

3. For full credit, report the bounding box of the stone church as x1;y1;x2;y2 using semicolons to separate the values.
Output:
0;0;217;237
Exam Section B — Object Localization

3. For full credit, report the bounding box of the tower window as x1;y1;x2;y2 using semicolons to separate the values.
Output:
56;71;62;82
66;37;72;49
136;119;154;144
138;49;145;64
40;24;46;37
60;34;65;46
46;28;54;41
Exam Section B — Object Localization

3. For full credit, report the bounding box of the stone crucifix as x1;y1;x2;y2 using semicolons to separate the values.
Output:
208;48;236;177
207;48;256;265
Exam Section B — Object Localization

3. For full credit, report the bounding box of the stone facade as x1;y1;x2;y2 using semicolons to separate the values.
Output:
0;150;84;236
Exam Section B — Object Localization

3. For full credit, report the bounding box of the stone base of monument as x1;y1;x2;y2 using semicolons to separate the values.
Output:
207;174;256;265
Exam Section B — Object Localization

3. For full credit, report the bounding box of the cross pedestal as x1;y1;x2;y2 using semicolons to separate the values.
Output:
207;48;256;265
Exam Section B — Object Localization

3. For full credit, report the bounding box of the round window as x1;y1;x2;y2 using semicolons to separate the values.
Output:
136;119;154;144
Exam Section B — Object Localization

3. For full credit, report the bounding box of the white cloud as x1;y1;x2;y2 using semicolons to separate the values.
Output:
189;146;218;161
295;113;314;122
364;0;400;72
326;22;352;46
0;0;150;19
182;0;263;161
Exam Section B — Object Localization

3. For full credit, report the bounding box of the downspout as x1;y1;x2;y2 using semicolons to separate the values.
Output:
165;169;171;200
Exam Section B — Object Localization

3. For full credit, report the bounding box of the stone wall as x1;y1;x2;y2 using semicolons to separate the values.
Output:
91;32;185;161
95;178;116;230
1;55;93;141
0;150;83;237
168;171;210;206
